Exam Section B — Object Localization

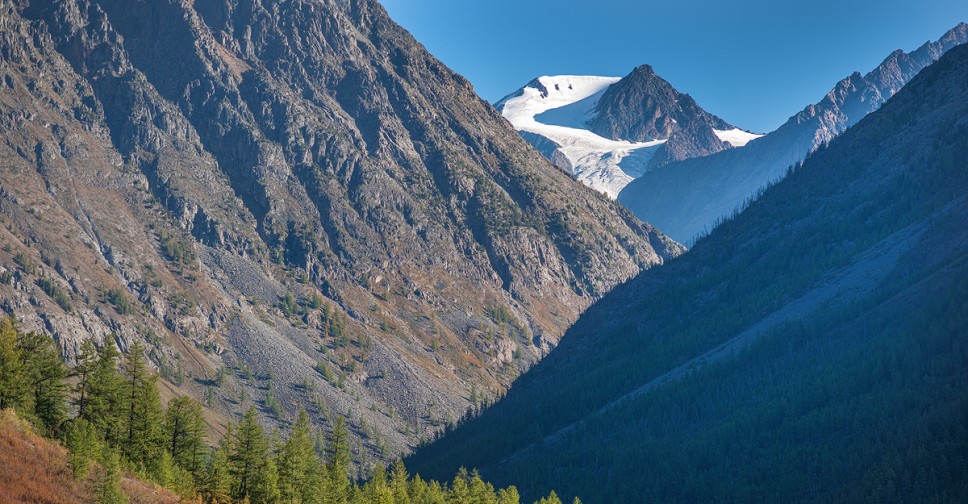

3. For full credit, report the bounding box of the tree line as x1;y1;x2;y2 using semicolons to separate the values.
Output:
0;315;571;503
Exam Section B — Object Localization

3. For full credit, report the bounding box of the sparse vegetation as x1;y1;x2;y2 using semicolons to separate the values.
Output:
13;251;34;274
36;276;71;312
105;287;134;315
0;315;558;502
158;232;197;267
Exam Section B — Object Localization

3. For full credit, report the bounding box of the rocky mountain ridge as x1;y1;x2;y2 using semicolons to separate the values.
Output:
0;0;680;464
494;68;759;197
588;64;742;167
619;22;968;244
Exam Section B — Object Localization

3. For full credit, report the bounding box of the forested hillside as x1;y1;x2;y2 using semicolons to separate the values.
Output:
407;41;968;503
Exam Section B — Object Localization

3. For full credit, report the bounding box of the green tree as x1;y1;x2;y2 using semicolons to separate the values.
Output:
71;338;98;418
229;407;271;502
364;464;394;504
277;410;321;503
65;416;102;479
17;328;68;436
120;342;164;475
468;469;497;504
534;491;562;504
0;316;27;410
390;459;411;504
75;337;124;444
449;468;471;504
202;442;232;504
324;416;352;504
496;486;520;504
165;396;207;478
253;455;281;503
97;447;127;504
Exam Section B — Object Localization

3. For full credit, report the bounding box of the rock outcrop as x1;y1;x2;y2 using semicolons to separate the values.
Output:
0;0;681;463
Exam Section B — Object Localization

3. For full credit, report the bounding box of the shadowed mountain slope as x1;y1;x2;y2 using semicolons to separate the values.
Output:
620;23;968;245
408;42;968;504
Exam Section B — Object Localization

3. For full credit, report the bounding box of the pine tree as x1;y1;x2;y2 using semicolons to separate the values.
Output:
165;395;207;478
71;337;98;419
324;416;352;504
203;442;232;504
390;459;411;504
120;342;164;474
16;328;68;436
302;455;325;504
0;316;27;410
425;480;449;504
97;447;127;504
364;464;394;504
229;407;271;502
65;416;102;479
449;467;471;504
496;486;520;504
253;455;281;503
277;410;320;503
154;450;176;488
534;491;563;504
468;469;497;504
76;337;124;444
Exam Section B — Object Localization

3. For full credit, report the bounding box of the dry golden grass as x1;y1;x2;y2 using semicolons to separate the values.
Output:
0;409;91;504
0;410;181;504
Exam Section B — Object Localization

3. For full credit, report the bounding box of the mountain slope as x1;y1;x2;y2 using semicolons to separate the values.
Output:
495;67;758;197
407;41;968;503
0;409;180;504
0;0;680;463
619;23;968;244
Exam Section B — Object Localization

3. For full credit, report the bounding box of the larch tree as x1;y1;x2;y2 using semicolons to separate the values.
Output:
0;316;26;410
17;327;68;436
121;341;164;474
165;395;207;478
229;406;271;502
325;416;352;504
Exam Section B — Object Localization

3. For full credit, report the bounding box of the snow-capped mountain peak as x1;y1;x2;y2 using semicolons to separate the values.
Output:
496;75;665;198
496;68;759;198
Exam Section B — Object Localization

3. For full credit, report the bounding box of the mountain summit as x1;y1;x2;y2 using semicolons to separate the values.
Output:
590;65;729;141
495;66;758;197
620;22;968;244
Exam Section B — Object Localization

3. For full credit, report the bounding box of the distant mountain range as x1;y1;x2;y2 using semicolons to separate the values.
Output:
619;22;968;244
409;40;968;504
497;24;968;245
495;67;760;197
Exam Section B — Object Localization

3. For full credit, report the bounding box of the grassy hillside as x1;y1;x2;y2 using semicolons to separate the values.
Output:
0;409;179;504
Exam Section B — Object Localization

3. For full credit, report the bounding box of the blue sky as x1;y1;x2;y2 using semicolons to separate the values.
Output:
379;0;968;133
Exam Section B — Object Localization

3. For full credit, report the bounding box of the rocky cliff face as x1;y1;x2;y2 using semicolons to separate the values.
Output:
493;69;756;198
619;23;968;245
588;64;737;167
0;0;681;462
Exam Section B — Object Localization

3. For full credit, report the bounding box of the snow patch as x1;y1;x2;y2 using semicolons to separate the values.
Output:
497;75;665;198
713;128;763;147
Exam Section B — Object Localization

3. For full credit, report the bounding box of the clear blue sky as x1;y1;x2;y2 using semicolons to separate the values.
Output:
378;0;968;133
